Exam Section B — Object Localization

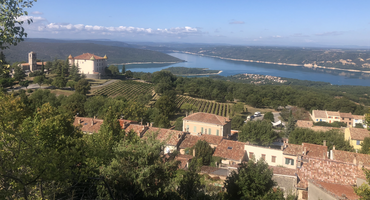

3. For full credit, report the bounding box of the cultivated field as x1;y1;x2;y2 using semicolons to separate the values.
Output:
175;95;232;117
93;80;154;100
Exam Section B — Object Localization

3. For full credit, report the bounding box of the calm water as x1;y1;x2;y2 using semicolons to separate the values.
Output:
125;53;370;86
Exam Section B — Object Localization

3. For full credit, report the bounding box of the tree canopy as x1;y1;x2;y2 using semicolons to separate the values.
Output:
239;120;276;146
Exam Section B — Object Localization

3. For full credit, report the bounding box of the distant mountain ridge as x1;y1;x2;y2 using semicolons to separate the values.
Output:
2;38;183;64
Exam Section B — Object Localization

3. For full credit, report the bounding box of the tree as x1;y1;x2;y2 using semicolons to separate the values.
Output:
60;93;86;115
69;64;80;81
107;65;119;76
224;159;284;200
361;138;370;154
231;115;245;130
174;116;184;131
75;78;90;95
66;80;76;90
12;65;25;82
125;70;133;78
285;114;296;138
33;75;44;88
97;131;179;199
0;0;36;50
19;80;29;89
263;112;274;122
355;168;370;199
121;65;125;74
176;166;202;200
231;102;245;116
193;140;214;166
180;103;198;116
155;95;176;117
239;120;276;145
51;76;67;88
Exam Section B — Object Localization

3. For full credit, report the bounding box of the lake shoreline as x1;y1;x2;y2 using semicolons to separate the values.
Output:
114;61;185;65
173;70;223;76
179;51;370;74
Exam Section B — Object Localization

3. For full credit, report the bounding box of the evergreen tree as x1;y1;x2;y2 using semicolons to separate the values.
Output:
193;140;214;166
285;114;296;138
239;120;276;145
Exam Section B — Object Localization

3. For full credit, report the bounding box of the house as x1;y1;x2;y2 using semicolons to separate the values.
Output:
326;111;341;123
269;166;298;198
245;144;283;167
308;180;360;200
282;142;328;169
282;143;303;169
124;124;148;138
68;53;108;78
73;117;104;134
182;112;231;137
118;119;138;129
18;51;47;72
213;140;246;165
311;110;328;122
353;115;366;128
178;133;223;154
340;112;353;126
174;154;193;169
143;127;186;154
330;147;370;167
344;128;370;150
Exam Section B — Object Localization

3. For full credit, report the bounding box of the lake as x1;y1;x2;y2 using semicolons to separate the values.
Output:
125;53;370;86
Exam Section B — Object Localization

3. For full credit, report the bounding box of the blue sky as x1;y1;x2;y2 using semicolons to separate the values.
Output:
21;0;370;47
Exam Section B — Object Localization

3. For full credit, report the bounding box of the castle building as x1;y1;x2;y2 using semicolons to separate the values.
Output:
68;53;107;76
19;51;46;72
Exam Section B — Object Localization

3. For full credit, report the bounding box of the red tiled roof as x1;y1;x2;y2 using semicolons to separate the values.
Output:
312;110;327;118
183;112;230;126
20;61;47;66
200;166;219;174
213;140;245;161
73;53;105;60
333;149;370;167
297;157;364;189
144;127;185;146
73;117;103;134
349;128;370;141
124;124;147;137
309;180;360;200
296;120;313;128
302;143;327;159
269;166;297;176
199;134;223;145
118;119;137;129
179;134;200;149
353;115;364;120
283;144;303;156
175;154;193;169
326;111;340;117
340;112;353;118
310;126;341;132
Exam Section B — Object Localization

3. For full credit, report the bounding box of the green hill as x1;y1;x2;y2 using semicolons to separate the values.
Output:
2;40;184;64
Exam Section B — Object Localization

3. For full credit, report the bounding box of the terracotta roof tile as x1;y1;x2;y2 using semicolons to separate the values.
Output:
309;180;360;200
340;112;353;118
296;120;313;128
144;127;185;146
118;119;138;129
297;157;364;189
73;117;103;134
200;166;219;174
179;134;200;149
124;124;148;137
333;149;370;167
310;126;342;132
349;128;370;141
183;112;230;126
302;143;327;159
312;110;327;118
283;144;303;156
175;154;193;169
353;115;365;120
73;53;105;60
269;166;297;176
326;111;340;117
213;140;245;161
199;134;223;145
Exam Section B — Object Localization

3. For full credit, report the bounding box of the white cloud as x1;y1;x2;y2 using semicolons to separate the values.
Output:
272;35;282;38
315;31;343;36
31;11;43;15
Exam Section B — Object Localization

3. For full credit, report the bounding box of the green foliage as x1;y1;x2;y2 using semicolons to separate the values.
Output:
98;131;179;199
174;116;184;131
314;121;347;128
75;78;91;95
68;64;80;82
107;65;119;75
263;112;274;122
289;128;354;152
0;0;36;50
51;76;67;88
224;159;284;200
19;80;29;89
231;115;245;130
125;70;133;78
231;102;245;116
12;65;25;81
60;93;86;115
176;167;202;200
354;168;370;199
285;114;296;138
194;140;214;166
181;102;198;116
361;138;370;154
155;95;176;117
33;75;44;87
239;120;276;145
66;80;76;90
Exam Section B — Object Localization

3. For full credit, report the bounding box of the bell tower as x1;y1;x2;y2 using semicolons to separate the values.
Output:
28;51;37;71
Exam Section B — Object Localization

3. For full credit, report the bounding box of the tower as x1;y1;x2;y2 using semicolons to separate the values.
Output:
28;51;37;72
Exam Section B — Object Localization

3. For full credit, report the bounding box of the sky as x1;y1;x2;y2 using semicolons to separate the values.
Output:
20;0;370;47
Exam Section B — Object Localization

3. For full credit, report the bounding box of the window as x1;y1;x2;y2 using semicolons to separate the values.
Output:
349;118;351;120
249;152;254;159
261;154;266;161
320;119;322;122
186;125;189;132
316;119;318;121
209;128;211;135
271;156;276;163
342;118;344;120
201;127;204;133
285;158;294;165
328;116;332;118
228;147;233;150
216;130;219;136
349;122;351;125
357;140;361;145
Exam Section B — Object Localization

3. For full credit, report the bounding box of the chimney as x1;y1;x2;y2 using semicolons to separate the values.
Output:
147;122;149;127
94;116;96;119
78;118;81;124
193;149;196;157
323;140;326;146
303;147;307;155
353;155;357;165
91;119;94;126
150;122;153;127
333;145;335;150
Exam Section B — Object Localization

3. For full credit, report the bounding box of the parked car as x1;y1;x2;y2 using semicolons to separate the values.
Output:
254;112;261;117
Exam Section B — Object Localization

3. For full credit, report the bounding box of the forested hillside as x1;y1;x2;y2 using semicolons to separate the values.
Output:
183;46;370;71
2;40;183;64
